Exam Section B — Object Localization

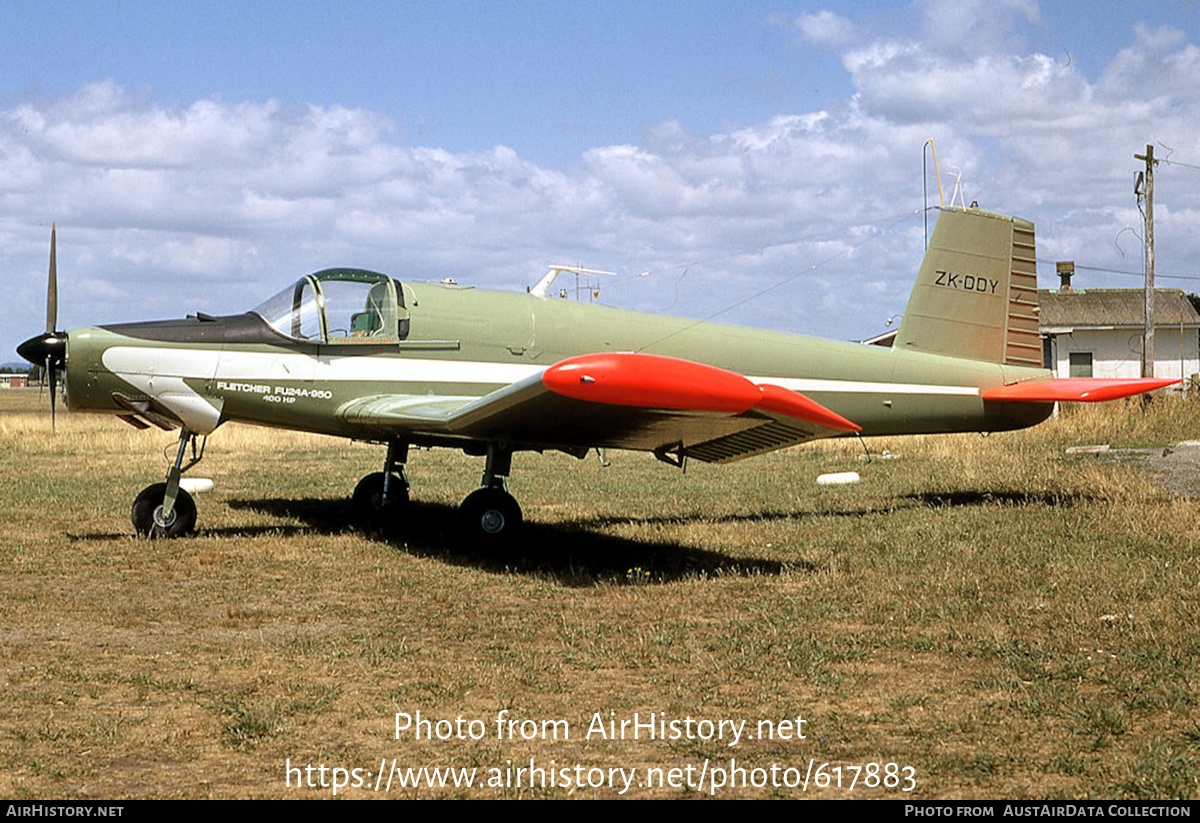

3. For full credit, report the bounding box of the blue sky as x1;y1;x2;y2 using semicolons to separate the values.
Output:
4;1;1200;361
7;1;1193;162
4;1;855;163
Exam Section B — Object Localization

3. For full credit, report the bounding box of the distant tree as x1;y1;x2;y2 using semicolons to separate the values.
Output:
1188;293;1200;316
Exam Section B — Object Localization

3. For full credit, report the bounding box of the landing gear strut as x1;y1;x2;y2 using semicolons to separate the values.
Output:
351;440;525;539
132;429;204;538
460;443;522;541
353;440;409;522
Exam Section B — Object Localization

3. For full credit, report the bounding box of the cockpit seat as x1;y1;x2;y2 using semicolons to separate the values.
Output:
351;308;382;335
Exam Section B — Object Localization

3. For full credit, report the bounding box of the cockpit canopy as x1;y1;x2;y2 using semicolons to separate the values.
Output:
252;269;408;344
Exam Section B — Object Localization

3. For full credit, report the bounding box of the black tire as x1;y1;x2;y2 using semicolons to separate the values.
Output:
352;472;409;521
131;483;197;539
460;487;522;541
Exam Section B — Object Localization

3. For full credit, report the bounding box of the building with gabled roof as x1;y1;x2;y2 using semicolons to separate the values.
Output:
1038;283;1200;390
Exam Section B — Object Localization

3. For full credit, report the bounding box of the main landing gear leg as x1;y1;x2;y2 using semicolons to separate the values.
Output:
353;440;410;523
132;429;203;538
461;443;522;541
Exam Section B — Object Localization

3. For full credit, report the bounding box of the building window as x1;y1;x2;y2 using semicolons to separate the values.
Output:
1069;352;1093;378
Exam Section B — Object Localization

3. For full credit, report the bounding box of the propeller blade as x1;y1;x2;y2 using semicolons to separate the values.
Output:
46;224;57;335
16;225;66;430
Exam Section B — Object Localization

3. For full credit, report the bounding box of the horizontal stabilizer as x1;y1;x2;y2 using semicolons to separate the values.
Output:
981;377;1180;403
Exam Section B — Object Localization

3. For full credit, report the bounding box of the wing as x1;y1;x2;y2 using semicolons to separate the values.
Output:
982;377;1179;403
338;352;860;464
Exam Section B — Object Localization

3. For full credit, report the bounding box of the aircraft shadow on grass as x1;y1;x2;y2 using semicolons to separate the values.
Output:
566;503;898;530
63;487;1093;584
224;496;812;586
901;489;1095;509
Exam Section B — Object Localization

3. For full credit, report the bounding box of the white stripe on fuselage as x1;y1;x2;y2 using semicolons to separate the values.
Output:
101;346;983;398
750;377;979;397
102;347;544;385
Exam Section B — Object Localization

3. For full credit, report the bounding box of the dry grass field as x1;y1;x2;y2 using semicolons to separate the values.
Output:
1;388;1198;799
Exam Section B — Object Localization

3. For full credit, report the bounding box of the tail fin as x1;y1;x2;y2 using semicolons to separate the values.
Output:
893;207;1041;367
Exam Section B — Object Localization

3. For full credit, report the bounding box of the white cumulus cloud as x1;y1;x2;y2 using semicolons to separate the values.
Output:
796;11;855;47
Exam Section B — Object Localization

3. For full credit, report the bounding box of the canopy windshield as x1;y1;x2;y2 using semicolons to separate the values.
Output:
251;269;405;344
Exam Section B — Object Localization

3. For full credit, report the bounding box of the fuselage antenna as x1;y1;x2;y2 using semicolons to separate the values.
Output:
530;265;616;299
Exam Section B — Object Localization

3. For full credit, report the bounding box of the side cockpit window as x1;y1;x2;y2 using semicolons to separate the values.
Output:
322;278;379;340
253;277;323;341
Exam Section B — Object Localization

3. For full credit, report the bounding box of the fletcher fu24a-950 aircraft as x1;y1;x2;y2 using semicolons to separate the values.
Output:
17;206;1178;540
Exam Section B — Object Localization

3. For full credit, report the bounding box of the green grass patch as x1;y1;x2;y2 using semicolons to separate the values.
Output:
1;390;1199;797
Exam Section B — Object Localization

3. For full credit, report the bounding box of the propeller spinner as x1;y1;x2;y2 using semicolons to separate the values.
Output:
16;225;67;428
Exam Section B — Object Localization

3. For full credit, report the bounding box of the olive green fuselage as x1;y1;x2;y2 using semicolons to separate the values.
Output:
61;278;1052;451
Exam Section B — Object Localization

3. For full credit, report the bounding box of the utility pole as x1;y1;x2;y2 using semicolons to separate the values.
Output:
1135;144;1157;379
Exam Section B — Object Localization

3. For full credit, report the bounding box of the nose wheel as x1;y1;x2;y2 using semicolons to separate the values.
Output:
132;483;197;538
132;429;205;538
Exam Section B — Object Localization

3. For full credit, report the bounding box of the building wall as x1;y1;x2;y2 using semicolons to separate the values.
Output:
1049;327;1200;387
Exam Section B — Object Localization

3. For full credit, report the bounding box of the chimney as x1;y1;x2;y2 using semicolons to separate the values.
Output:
1056;260;1074;291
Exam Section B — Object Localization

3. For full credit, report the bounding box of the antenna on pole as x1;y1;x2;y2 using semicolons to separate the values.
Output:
1134;143;1157;381
922;139;945;250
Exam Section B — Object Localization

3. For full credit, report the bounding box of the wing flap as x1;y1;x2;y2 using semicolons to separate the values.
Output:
684;419;821;464
982;377;1179;403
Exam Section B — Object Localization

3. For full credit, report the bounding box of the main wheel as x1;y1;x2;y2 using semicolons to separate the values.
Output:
352;472;409;522
460;487;522;541
131;483;197;539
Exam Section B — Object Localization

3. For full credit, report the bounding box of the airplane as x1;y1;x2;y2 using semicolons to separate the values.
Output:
16;206;1179;541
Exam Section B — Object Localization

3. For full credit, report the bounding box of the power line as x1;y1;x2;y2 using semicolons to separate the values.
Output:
634;209;921;352
1159;157;1200;172
1037;258;1200;283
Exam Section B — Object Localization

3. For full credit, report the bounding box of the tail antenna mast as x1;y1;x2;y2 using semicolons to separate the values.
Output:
922;138;946;249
